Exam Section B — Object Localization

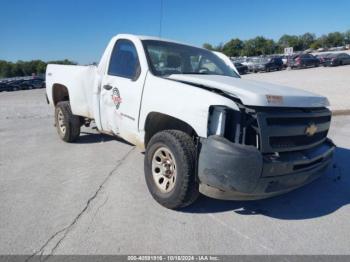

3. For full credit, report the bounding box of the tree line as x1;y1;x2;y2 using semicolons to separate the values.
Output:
203;30;350;57
0;59;76;78
1;30;349;78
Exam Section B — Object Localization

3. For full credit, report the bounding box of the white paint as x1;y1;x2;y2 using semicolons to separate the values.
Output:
46;34;330;149
212;51;240;75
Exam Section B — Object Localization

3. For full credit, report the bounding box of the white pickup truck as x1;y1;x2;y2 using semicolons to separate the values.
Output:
46;34;335;209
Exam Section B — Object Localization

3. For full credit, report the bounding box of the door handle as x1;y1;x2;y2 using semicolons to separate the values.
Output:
103;84;113;90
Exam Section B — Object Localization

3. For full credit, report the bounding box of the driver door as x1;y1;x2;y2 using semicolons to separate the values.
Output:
99;39;144;137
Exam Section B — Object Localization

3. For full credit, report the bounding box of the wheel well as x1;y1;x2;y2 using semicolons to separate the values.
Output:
144;112;197;147
52;84;69;106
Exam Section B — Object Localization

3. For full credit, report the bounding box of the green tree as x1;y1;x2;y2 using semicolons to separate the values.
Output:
300;32;316;50
10;63;23;77
344;30;350;44
0;59;77;78
311;34;328;49
241;36;277;56
278;34;302;51
241;39;256;56
202;43;214;50
222;38;244;57
48;59;77;65
325;32;345;47
214;43;224;52
0;61;12;78
35;60;47;74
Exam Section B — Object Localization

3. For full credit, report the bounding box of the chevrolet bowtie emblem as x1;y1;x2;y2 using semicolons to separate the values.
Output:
305;123;318;136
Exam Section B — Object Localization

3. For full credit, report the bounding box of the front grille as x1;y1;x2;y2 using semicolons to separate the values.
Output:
266;115;331;126
256;108;331;153
269;131;328;149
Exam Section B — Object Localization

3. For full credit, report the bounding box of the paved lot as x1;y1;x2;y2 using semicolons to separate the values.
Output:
0;89;350;256
243;64;350;112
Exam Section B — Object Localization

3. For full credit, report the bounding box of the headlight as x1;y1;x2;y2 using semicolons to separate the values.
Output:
208;106;227;136
208;105;260;148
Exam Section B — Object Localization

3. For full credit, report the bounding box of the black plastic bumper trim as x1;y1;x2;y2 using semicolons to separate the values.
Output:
197;135;335;200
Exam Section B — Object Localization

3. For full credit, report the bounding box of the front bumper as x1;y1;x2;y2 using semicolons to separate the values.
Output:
198;136;335;200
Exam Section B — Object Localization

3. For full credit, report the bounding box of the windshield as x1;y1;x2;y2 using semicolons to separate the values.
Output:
142;40;239;78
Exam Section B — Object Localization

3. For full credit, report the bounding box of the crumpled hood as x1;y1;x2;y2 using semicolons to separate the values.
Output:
166;74;329;108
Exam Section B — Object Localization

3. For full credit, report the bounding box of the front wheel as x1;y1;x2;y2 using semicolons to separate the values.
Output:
55;101;81;142
144;130;199;209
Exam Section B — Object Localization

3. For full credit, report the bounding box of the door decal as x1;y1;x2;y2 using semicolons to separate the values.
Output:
111;87;122;110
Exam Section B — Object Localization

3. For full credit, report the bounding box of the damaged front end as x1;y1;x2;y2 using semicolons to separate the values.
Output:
198;104;335;200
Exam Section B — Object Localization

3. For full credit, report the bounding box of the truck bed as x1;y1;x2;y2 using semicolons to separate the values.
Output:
46;64;97;118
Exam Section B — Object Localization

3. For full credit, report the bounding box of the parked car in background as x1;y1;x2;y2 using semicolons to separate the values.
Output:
7;80;25;91
315;53;332;66
323;53;350;66
281;55;289;67
0;82;11;92
290;54;320;69
251;57;284;72
328;46;345;51
3;78;45;91
233;62;248;74
242;57;260;72
20;78;45;89
317;48;327;52
304;48;314;53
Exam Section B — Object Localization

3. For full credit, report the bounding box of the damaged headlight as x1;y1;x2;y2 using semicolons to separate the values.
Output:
207;105;260;148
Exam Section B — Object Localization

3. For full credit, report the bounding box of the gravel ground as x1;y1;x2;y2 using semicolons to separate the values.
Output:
243;64;350;112
0;89;349;257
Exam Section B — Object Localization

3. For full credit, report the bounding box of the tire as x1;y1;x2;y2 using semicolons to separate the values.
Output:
144;130;199;209
55;101;81;142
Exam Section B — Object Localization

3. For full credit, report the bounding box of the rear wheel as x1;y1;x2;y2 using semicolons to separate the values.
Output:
144;130;199;209
55;101;81;142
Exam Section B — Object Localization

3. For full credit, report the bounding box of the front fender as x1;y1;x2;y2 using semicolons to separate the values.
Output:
139;74;239;138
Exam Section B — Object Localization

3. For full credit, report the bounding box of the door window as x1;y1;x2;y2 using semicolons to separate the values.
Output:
108;39;141;79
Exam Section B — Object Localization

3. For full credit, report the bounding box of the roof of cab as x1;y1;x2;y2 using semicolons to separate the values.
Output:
115;33;196;47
